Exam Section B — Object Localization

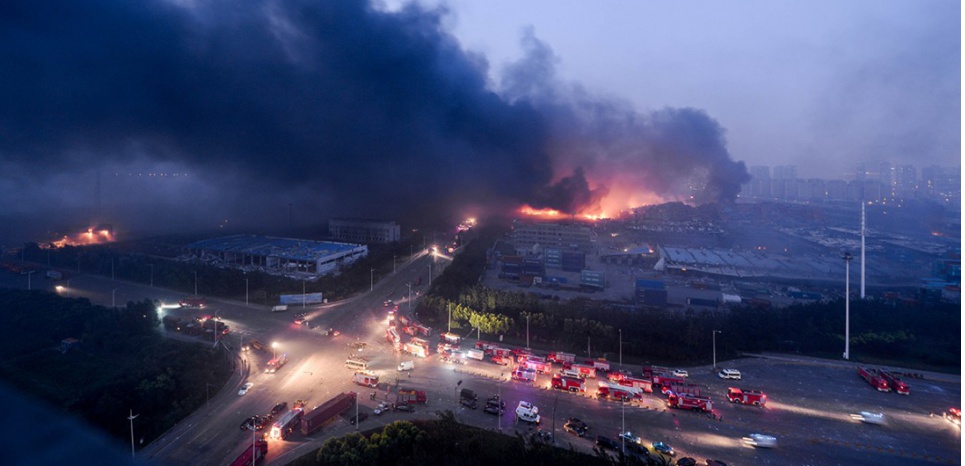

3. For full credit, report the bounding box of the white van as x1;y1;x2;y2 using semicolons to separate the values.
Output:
718;368;742;380
398;361;414;371
271;305;288;312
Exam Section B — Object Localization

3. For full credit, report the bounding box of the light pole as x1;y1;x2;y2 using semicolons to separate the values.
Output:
302;281;306;309
619;329;622;370
127;409;139;459
712;330;722;369
428;262;432;286
621;396;626;455
193;271;198;296
244;278;249;306
447;303;452;333
843;251;853;360
406;283;412;311
393;255;397;273
148;264;153;287
370;268;374;292
525;314;530;350
112;288;117;308
497;373;503;432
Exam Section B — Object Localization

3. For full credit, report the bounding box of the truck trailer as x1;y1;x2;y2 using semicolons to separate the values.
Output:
269;408;304;440
301;392;357;435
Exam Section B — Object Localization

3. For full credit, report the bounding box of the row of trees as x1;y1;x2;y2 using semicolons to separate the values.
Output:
296;414;665;466
415;227;960;369
0;289;233;449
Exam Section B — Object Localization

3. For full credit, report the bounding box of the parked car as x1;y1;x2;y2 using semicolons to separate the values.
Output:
704;459;728;466
596;436;619;451
483;405;504;415
676;458;697;466
563;420;587;437
460;398;478;409
618;431;641;445
672;369;689;378
718;369;742;380
742;433;777;448
239;417;255;431
238;382;253;396
373;402;391;415
395;403;415;412
652;441;676;457
271;402;287;415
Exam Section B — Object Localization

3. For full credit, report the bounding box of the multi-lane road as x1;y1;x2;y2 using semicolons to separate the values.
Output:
2;253;960;466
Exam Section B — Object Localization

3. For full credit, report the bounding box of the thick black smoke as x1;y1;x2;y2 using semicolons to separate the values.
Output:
0;0;748;235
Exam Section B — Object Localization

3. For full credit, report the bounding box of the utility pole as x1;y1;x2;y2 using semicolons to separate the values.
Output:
112;288;117;308
619;329;622;370
447;303;452;333
370;268;374;292
843;251;853;360
127;409;139;460
393;255;396;273
712;330;722;369
244;278;249;306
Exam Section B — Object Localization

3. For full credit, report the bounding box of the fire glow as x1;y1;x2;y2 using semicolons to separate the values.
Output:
517;205;611;222
49;228;115;248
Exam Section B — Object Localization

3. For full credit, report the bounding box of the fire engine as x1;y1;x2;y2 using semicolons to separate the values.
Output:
551;374;586;392
667;391;713;413
597;381;641;401
353;370;379;388
858;367;891;392
726;387;767;407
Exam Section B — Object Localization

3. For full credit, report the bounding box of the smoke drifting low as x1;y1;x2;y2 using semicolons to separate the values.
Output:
0;0;748;236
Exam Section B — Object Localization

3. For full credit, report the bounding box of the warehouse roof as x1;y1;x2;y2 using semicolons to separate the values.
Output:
188;235;362;262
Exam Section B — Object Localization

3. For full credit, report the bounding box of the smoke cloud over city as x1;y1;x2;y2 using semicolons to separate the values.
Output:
0;0;749;241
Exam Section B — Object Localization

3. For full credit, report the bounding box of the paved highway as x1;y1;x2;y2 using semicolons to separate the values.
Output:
2;255;960;465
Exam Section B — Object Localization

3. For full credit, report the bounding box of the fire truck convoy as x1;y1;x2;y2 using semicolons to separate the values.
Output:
858;367;891;392
667;391;713;413
879;369;911;395
229;439;268;466
727;387;767;407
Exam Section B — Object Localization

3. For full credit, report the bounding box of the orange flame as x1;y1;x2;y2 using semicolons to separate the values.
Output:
49;228;115;248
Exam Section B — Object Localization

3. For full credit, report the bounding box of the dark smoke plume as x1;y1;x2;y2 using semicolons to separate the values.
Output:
0;0;748;236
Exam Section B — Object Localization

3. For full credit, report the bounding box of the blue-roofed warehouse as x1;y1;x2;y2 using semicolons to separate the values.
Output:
186;235;368;277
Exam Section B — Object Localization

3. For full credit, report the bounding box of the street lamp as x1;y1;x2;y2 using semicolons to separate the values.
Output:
843;251;853;360
244;278;249;306
428;262;432;286
127;409;139;459
447;303;452;333
370;268;374;292
712;330;722;369
393;255;396;273
272;342;278;360
619;329;622;370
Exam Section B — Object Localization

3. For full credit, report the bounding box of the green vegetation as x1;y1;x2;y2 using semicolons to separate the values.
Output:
290;413;667;466
0;289;232;449
416;225;960;371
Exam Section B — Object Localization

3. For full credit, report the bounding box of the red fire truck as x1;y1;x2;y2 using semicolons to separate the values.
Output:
597;381;641;401
616;376;654;393
397;389;428;404
667;391;713;413
547;351;576;364
551;374;586;393
403;342;428;358
229;439;268;466
491;355;513;365
858;367;891;392
652;374;686;394
353;370;379;388
564;363;597;379
668;383;702;397
879;369;910;395
522;357;553;374
727;387;767;407
512;367;537;384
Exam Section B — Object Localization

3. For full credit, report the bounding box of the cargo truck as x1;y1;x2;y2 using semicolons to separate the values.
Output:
301;392;357;435
466;349;485;361
269;408;303;440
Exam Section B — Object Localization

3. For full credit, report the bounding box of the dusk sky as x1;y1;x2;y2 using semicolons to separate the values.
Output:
0;0;959;243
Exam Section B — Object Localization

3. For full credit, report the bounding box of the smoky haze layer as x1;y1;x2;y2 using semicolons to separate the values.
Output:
0;0;748;236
